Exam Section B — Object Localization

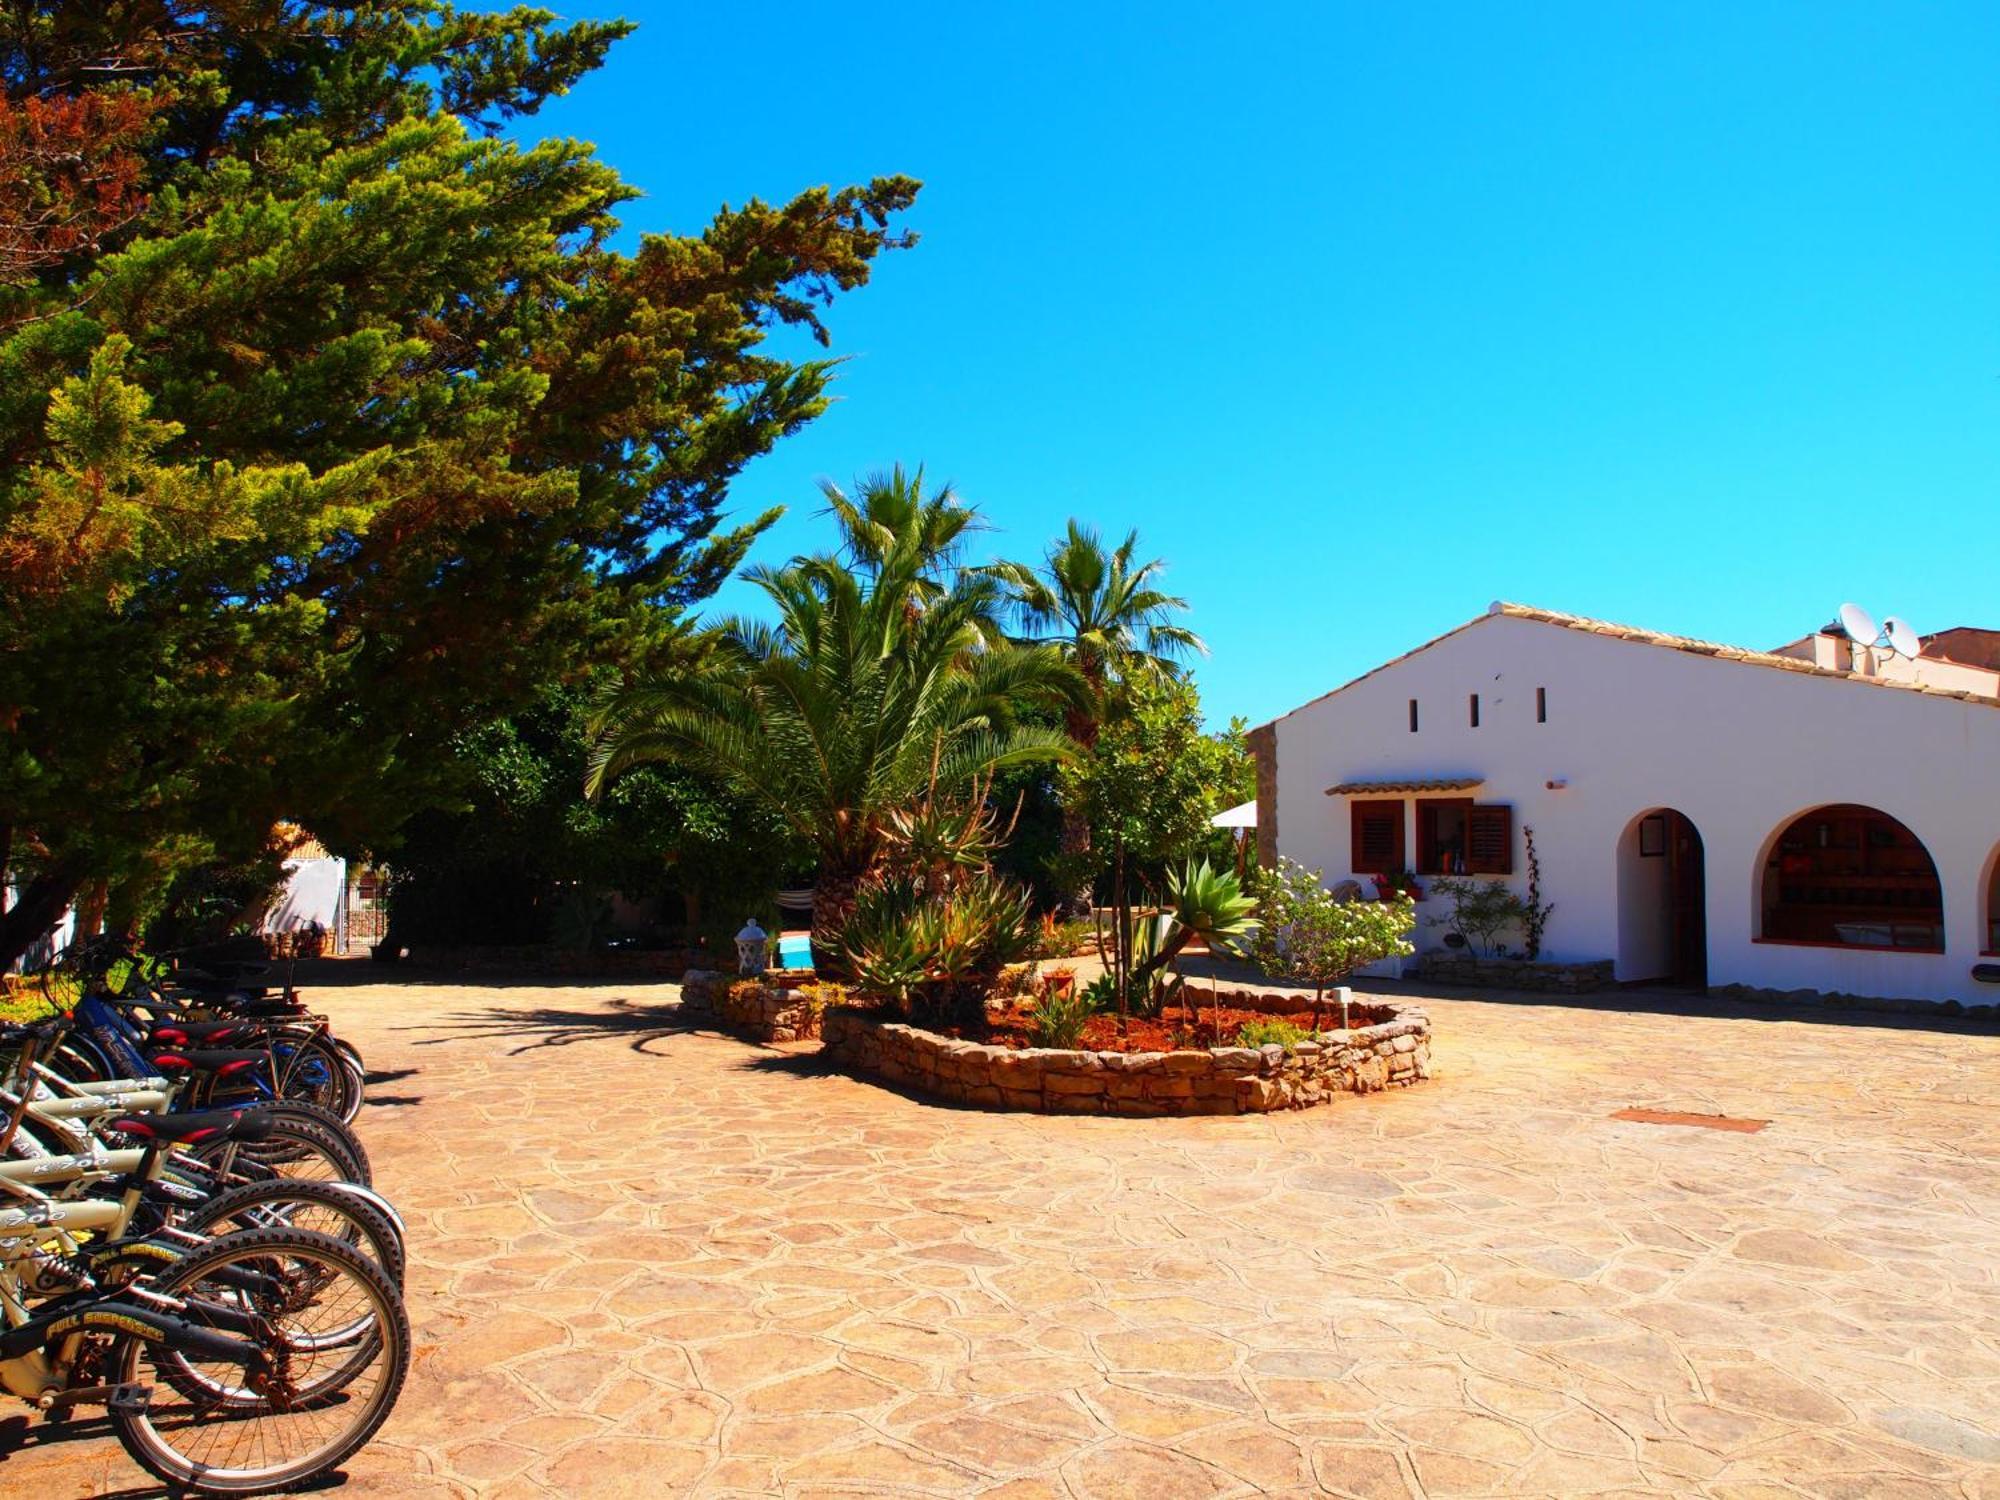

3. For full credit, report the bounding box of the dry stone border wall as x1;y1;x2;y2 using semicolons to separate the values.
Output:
819;1002;1432;1116
1416;954;1615;993
680;970;823;1043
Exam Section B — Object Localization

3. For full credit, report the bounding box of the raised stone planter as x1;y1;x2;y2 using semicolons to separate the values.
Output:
680;970;824;1043
1417;953;1614;993
819;1001;1432;1116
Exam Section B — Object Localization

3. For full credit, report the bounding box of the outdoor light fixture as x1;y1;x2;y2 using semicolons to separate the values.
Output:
735;917;769;976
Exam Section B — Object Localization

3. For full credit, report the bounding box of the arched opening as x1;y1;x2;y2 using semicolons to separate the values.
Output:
1759;804;1942;951
1617;808;1706;986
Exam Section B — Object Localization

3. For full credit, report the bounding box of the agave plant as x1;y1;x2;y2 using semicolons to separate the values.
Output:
1113;859;1259;1019
879;767;1020;898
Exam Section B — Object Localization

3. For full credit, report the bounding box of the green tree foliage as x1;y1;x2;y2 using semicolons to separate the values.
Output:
384;681;795;954
0;4;920;965
1249;858;1416;1030
1058;675;1254;889
587;475;1081;965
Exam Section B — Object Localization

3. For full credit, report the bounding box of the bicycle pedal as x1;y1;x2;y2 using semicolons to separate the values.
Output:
44;1381;152;1415
106;1382;152;1416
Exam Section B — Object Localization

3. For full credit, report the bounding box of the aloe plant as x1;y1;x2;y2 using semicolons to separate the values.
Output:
835;868;1033;1025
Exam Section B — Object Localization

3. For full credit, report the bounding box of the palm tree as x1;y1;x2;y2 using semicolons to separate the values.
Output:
818;463;981;604
987;523;1206;905
588;485;1079;967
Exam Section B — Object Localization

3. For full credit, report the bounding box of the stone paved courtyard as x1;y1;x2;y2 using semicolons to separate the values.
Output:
5;972;1999;1498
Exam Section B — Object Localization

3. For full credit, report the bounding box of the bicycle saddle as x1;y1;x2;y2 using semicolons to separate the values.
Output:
106;1106;276;1146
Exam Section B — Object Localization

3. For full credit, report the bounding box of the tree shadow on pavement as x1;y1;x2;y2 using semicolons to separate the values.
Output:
291;957;700;992
395;996;709;1056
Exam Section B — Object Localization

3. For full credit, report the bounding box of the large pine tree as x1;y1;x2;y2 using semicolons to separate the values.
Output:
0;4;920;963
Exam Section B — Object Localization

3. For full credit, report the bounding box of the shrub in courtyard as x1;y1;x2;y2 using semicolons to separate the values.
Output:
1028;912;1095;960
1027;976;1105;1048
1236;1018;1309;1048
1427;876;1528;958
1250;859;1415;1031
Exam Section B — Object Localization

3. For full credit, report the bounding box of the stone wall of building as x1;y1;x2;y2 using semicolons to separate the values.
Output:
679;970;823;1043
819;1003;1432;1116
1705;981;1996;1024
1247;722;1278;873
1416;953;1615;993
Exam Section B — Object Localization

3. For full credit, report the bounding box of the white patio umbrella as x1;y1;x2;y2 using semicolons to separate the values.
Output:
1211;800;1256;879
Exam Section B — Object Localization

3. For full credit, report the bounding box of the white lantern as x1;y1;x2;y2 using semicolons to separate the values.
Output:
735;917;768;975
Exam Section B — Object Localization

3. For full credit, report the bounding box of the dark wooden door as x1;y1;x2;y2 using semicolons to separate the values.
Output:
1667;812;1707;987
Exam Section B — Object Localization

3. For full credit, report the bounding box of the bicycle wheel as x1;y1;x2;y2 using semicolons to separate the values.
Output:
110;1226;409;1496
180;1178;406;1286
271;1035;357;1122
185;1114;368;1188
253;1099;372;1185
332;1039;366;1124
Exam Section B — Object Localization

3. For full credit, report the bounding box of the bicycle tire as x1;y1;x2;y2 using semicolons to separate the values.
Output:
180;1177;406;1286
185;1114;368;1189
237;1100;372;1186
109;1226;409;1496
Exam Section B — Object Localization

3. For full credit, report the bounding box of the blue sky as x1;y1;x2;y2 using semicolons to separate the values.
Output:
523;2;1997;727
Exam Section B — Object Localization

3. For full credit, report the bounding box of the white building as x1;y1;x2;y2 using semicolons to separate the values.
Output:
1248;603;2000;1005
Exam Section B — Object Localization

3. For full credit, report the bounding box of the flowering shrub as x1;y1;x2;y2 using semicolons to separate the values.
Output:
1250;858;1415;1029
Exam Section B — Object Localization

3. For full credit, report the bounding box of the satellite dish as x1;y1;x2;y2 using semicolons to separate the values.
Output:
1883;616;1920;659
1837;602;1879;647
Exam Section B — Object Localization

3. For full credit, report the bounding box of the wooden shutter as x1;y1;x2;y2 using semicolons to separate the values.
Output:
1467;804;1513;874
1351;800;1404;872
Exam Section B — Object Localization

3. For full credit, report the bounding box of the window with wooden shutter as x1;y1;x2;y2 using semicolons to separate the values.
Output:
1416;798;1473;874
1351;800;1405;873
1467;804;1513;874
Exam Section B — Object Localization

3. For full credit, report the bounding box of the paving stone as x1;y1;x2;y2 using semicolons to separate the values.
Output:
14;968;1996;1497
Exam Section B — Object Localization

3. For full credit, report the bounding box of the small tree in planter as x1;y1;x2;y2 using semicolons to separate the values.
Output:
1250;859;1415;1031
1426;876;1527;958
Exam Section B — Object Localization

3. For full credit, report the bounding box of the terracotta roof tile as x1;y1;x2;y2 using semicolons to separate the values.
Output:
1326;777;1484;796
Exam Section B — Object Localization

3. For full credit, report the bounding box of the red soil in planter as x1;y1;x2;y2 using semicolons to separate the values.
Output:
938;1000;1379;1053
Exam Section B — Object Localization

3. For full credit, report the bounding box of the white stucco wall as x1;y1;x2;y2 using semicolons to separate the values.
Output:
1613;812;1671;981
1267;611;2000;1003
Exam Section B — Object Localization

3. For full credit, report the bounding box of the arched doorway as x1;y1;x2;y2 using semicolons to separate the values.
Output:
1759;804;1942;951
1983;843;2000;955
1617;808;1707;986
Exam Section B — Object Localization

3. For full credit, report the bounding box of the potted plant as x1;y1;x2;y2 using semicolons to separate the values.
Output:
1372;870;1424;902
